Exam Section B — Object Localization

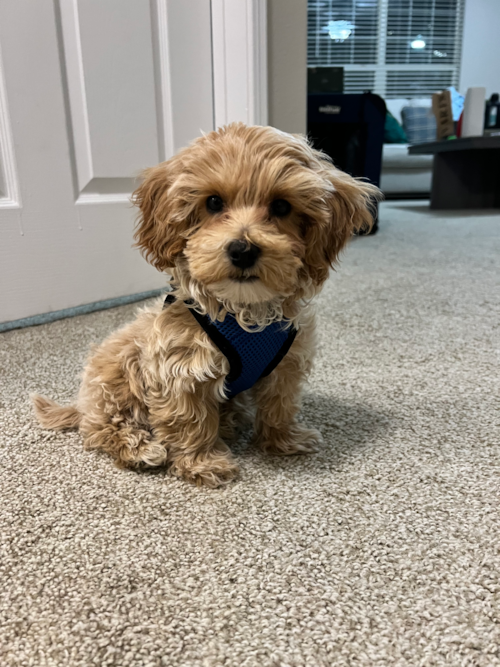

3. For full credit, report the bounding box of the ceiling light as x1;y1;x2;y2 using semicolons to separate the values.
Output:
410;35;426;49
323;20;355;42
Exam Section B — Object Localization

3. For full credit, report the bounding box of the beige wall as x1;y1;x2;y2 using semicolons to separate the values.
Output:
267;0;307;135
459;0;500;98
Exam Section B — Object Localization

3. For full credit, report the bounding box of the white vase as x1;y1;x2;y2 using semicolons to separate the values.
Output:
461;87;486;137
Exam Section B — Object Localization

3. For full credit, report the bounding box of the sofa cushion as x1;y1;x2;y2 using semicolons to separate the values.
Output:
401;106;437;144
385;97;432;125
382;144;434;170
380;169;432;194
384;111;408;143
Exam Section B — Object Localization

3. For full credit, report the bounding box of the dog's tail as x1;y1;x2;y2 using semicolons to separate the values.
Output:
32;394;81;430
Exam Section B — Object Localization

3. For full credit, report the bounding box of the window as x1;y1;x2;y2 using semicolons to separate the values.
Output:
307;0;465;98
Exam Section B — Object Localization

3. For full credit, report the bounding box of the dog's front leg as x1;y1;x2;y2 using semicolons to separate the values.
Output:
252;328;323;456
150;384;238;488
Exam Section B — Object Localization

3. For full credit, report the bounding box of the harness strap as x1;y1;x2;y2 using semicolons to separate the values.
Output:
163;293;297;393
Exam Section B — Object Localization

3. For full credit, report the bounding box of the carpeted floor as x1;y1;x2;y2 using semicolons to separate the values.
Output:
1;201;499;667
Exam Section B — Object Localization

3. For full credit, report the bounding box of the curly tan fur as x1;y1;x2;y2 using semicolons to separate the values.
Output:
33;124;380;487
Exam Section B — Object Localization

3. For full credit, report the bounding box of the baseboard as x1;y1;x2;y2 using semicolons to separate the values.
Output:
0;288;165;334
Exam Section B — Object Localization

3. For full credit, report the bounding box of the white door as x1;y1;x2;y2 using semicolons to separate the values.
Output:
0;0;265;328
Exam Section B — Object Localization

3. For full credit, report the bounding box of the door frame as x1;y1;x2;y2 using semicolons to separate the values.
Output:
211;0;268;128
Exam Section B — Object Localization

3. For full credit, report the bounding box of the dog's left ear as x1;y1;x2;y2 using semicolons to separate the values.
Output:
303;160;381;286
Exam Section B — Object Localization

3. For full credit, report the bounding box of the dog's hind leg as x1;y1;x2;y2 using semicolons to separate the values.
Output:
80;416;167;469
32;394;164;467
219;392;254;441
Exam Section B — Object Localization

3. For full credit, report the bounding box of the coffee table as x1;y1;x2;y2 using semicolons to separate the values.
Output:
409;136;500;209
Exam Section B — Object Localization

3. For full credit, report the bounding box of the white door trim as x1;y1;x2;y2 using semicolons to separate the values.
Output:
211;0;268;128
153;0;175;161
0;44;21;208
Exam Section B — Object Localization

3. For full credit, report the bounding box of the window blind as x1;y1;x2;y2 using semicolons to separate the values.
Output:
307;0;465;98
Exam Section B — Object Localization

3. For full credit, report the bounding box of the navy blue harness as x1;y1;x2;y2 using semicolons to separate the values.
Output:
164;294;297;398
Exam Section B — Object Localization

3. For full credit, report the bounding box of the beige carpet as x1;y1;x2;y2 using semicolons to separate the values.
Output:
1;201;499;667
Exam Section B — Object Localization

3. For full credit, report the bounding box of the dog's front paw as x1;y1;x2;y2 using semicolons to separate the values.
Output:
170;443;239;488
256;423;323;456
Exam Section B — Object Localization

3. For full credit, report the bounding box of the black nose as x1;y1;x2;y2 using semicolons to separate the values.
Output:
227;241;261;269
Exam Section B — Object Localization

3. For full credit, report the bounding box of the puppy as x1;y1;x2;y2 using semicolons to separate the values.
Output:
33;123;379;487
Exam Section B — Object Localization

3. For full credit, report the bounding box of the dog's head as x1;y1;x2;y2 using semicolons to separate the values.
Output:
133;123;379;312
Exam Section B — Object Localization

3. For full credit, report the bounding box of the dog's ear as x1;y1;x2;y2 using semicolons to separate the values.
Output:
303;160;381;286
132;155;187;272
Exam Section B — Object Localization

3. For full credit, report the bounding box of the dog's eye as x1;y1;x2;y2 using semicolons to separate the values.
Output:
270;199;292;217
206;195;224;213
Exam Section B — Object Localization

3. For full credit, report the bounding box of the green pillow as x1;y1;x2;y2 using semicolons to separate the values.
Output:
384;111;408;144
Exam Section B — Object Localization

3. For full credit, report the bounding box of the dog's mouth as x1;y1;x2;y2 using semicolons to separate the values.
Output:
206;272;280;305
233;274;259;283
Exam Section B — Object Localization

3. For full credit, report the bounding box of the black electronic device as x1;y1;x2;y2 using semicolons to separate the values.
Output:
307;92;386;234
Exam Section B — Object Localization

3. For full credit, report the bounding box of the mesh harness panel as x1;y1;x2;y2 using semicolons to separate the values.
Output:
164;294;297;398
